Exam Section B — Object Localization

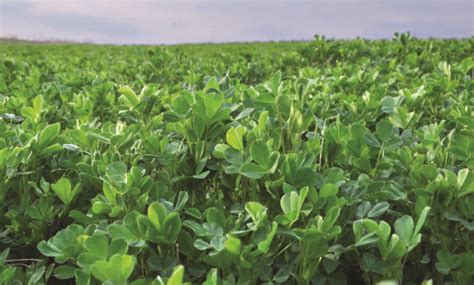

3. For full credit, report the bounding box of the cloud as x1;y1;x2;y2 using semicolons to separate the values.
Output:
0;0;472;44
1;1;142;41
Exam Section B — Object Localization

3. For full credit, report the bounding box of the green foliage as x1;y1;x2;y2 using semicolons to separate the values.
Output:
51;178;81;206
0;35;473;284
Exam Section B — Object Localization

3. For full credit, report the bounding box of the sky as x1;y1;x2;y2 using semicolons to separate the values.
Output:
0;0;472;45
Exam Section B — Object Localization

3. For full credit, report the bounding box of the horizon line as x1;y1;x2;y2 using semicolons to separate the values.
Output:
1;33;473;47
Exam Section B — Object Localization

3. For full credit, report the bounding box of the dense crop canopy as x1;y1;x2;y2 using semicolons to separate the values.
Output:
0;34;473;284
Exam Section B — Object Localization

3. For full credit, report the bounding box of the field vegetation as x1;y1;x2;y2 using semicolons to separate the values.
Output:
0;34;473;284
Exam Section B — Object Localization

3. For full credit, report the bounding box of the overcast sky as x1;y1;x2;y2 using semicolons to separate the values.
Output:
0;0;472;44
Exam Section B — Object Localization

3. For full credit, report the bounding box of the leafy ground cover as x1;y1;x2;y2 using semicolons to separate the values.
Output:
0;34;473;284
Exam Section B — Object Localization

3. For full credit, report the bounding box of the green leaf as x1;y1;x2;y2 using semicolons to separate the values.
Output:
172;96;190;115
364;132;381;148
38;143;64;156
355;232;379;247
282;155;298;184
250;141;270;166
204;93;224;119
90;254;135;284
276;95;292;118
356;201;372;218
295;167;316;188
203;226;223;240
0;267;16;284
279;188;308;226
209;236;226;254
38;123;61;149
386;234;405;259
77;252;102;269
33;94;44;113
194;239;211;250
51;178;80;206
226;126;245;151
225;236;241;256
367;202;390;218
37;241;62;257
361;219;380;234
108;225;140;244
213;144;229;159
21;106;36;120
273;267;290;283
245;202;266;226
148;202;167;232
85;234;109;259
378;221;392;249
376;120;394;142
240;163;266;179
394;215;414;242
63;143;80;152
435;249;462;275
413;206;431;238
223;148;243;166
281;191;299;214
106;161;128;185
175;191;189;211
203;268;219;285
258;111;269;134
206;207;226;229
381;96;396;114
0;248;9;264
54;265;76;280
257;222;278;253
163;212;182;242
74;270;90;285
322;206;340;230
183;220;207;237
320;183;338;198
458;169;474;197
118;86;140;108
376;281;398;285
28;266;45;285
167;265;184;285
107;238;127;256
